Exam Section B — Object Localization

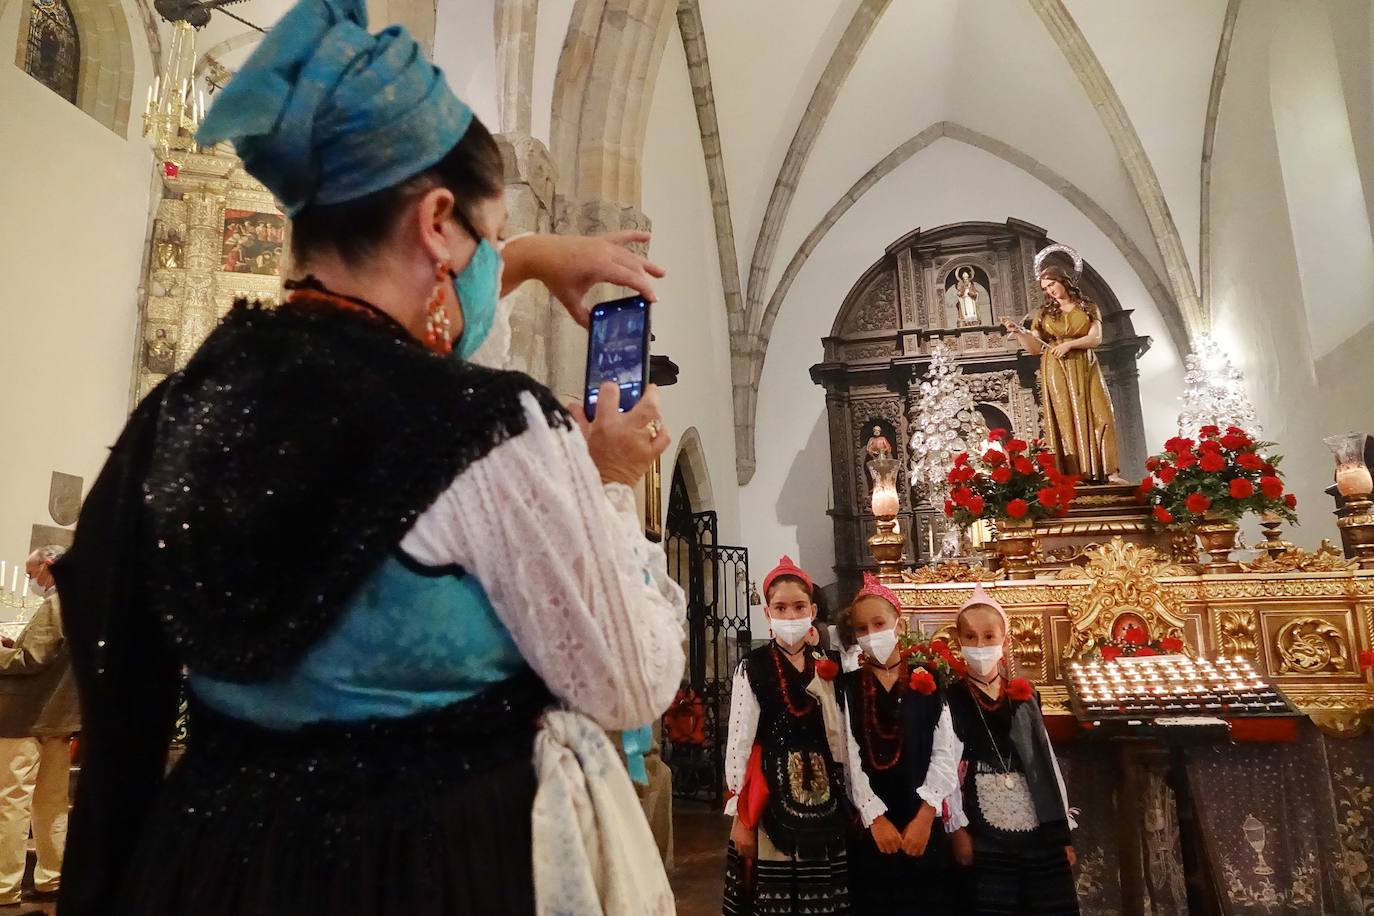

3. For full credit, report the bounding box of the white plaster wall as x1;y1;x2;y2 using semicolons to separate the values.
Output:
1208;1;1335;548
741;139;1183;589
0;0;154;573
639;20;740;544
431;0;499;129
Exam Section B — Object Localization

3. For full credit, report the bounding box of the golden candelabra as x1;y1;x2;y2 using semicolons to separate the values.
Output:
1325;432;1374;569
867;457;907;582
141;21;206;165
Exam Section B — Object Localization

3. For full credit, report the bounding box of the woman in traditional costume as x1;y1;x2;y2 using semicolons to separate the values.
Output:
945;588;1079;916
839;573;962;916
722;556;852;915
1001;244;1119;482
52;1;685;913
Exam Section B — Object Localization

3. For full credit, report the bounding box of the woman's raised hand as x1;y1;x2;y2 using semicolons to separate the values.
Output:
504;231;666;328
568;383;671;487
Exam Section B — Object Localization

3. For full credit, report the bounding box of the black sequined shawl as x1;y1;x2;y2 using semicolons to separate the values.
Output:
52;301;568;915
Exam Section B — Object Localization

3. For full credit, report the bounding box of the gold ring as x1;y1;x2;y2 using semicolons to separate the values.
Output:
647;419;662;440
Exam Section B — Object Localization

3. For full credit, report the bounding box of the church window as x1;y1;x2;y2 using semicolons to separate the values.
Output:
23;0;81;104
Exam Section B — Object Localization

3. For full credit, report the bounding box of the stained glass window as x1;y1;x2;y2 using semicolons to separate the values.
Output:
23;0;80;104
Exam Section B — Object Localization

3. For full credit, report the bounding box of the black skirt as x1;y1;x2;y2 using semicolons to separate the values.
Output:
112;673;552;916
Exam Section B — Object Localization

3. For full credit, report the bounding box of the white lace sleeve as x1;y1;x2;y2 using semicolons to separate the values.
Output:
401;392;686;731
842;704;887;828
943;774;969;833
917;705;962;809
722;662;758;817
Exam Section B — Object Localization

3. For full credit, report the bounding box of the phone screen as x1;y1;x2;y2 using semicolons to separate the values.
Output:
584;296;650;419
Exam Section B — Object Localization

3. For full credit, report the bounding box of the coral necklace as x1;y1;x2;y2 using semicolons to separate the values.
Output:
771;643;816;717
862;666;904;771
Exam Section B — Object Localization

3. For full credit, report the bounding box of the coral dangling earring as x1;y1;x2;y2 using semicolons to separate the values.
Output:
423;261;454;355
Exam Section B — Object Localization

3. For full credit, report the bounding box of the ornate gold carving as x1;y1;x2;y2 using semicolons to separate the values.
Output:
1059;539;1190;660
1275;617;1350;674
901;562;997;584
1241;544;1359;574
1008;614;1045;681
1308;709;1370;739
1217;609;1259;660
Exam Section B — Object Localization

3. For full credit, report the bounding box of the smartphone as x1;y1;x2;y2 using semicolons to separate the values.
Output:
584;295;651;420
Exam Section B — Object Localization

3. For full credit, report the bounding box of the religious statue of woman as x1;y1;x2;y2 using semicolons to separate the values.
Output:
955;268;979;324
1001;244;1118;482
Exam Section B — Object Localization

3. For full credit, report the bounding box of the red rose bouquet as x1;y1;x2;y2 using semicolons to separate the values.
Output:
1089;624;1186;661
1137;426;1299;526
944;430;1079;527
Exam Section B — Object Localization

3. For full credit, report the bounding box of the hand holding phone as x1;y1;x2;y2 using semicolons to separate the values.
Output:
569;382;671;487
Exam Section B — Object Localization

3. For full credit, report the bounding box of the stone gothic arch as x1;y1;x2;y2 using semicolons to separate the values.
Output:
13;0;136;134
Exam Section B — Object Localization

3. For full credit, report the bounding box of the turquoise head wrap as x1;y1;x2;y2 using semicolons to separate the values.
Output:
197;0;473;217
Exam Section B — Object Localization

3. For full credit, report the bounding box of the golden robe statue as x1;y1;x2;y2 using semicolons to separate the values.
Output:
1032;304;1118;481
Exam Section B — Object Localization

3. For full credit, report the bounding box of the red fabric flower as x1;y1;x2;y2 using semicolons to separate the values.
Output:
1123;626;1149;646
966;495;986;516
1199;425;1221;438
1185;492;1211;514
1285;493;1298;509
983;449;1007;466
992;466;1012;484
1160;636;1184;653
1165;437;1195;455
1006;498;1029;519
988;428;1008;443
1006;438;1029;454
1229;478;1255;499
1359;649;1374;670
1199;452;1226;473
1036;451;1059;470
952;486;974;506
1100;645;1122;661
1237;452;1265;471
1153;505;1174;524
815;657;839;681
944;499;956;517
1012;456;1035;475
1134;647;1159;657
1175;451;1198;470
908;669;937;695
1221;433;1251;450
1157;465;1178;484
1260;475;1284;499
1006;678;1034;702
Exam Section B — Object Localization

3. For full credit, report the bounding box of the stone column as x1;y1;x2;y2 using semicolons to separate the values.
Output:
1099;345;1148;478
177;187;226;371
496;132;557;385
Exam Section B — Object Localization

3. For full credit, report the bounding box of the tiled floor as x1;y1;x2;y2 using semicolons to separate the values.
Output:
669;801;730;916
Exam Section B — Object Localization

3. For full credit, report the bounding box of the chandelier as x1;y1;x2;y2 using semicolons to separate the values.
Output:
142;19;204;170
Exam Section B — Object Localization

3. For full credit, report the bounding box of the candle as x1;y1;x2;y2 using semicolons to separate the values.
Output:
1335;462;1373;497
8;569;15;594
927;527;935;557
20;578;27;598
871;488;899;519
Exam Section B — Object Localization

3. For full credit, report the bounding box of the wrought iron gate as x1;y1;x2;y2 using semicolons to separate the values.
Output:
660;470;752;804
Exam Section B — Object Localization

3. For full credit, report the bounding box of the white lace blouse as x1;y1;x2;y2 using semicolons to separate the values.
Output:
401;391;687;731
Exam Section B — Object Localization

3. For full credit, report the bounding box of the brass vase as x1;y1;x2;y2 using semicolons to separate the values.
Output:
994;517;1037;580
1195;517;1241;574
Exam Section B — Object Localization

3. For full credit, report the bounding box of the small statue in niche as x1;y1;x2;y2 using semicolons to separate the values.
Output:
146;328;176;375
955;268;980;325
156;241;181;270
863;424;894;485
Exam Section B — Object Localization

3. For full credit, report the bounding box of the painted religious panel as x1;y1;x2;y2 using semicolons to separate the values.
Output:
221;209;285;275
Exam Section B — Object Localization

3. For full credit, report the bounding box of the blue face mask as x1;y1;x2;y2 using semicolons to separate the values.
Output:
452;238;503;360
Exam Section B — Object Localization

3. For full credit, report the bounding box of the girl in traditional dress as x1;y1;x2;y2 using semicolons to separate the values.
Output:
839;573;962;916
53;1;685;913
722;556;851;916
946;587;1080;916
1001;245;1118;483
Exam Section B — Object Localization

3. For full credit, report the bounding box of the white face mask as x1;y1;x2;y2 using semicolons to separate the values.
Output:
27;580;53;599
770;616;813;648
857;628;899;665
962;643;1004;677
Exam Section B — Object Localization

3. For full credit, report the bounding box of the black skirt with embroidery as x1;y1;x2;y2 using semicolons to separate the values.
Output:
108;673;552;916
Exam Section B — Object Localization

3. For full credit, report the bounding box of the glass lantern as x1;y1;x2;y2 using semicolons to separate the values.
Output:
1323;431;1373;498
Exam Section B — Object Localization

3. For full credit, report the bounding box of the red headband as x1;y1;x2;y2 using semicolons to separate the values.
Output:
854;572;901;614
762;554;813;599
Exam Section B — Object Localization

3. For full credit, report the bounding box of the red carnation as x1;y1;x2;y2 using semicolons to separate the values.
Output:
1360;649;1374;670
944;499;956;517
1136;477;1155;503
1038;487;1060;508
1165;437;1195;455
1146;456;1161;471
931;639;949;654
1036;451;1059;470
1185;492;1211;514
952;486;974;506
1160;636;1184;653
1006;498;1029;519
992;466;1012;484
1006;678;1034;702
1123;626;1148;646
1199;425;1221;438
951;465;976;484
1285;493;1298;509
1221;433;1250;450
1176;451;1198;470
908;669;937;695
815;657;839;681
1259;476;1283;499
1199;452;1226;473
1157;465;1178;484
1100;645;1122;661
1226;426;1246;436
988;428;1008;442
954;452;970;467
1153;506;1174;524
1006;438;1029;454
1134;647;1159;657
983;449;1007;466
1010;456;1032;475
1237;452;1264;471
1229;478;1255;499
1198;439;1223;455
966;495;986;516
